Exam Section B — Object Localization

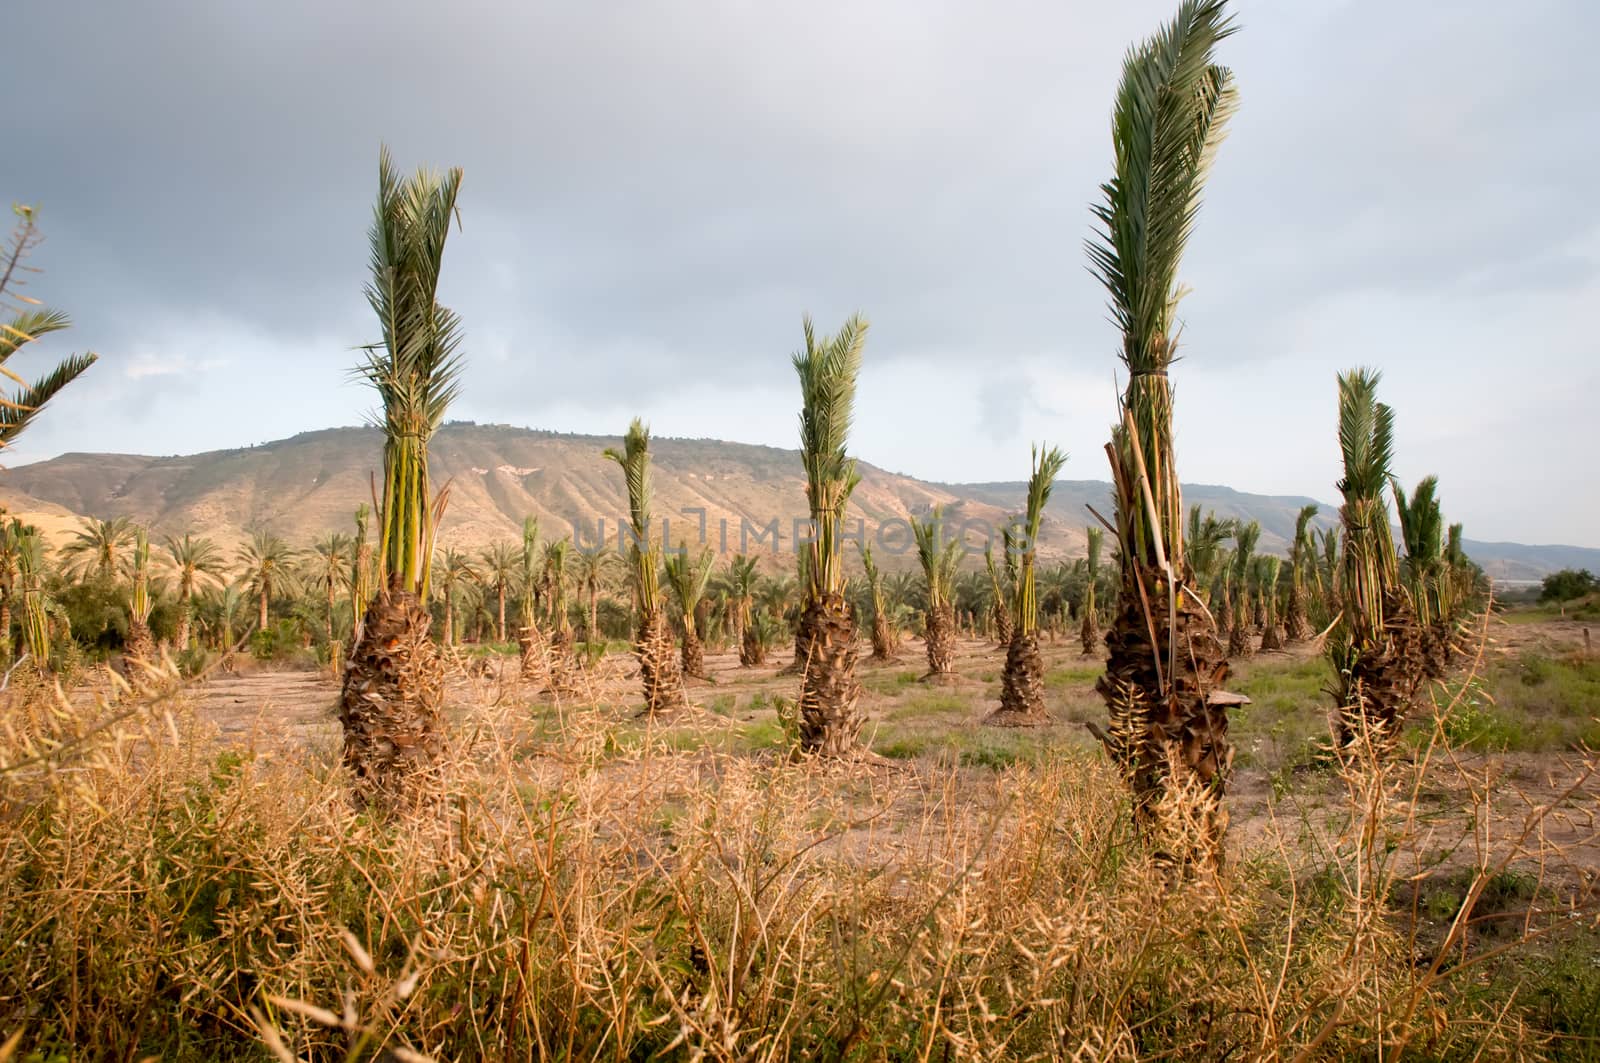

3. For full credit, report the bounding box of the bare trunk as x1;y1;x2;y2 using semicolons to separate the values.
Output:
637;607;688;715
870;607;894;662
588;586;599;645
986;631;1047;726
496;586;507;643
339;579;447;806
797;592;864;756
258;587;269;635
922;603;956;682
680;623;707;680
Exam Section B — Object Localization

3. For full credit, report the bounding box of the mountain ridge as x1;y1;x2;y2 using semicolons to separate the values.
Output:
0;422;1588;582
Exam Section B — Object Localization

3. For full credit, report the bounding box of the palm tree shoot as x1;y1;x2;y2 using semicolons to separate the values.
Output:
988;445;1068;726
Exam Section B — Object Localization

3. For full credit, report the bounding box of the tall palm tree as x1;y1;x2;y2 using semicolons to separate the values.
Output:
0;205;97;453
605;419;687;714
165;533;225;652
61;516;136;585
236;530;298;635
989;445;1068;725
573;546;617;646
912;510;963;683
1329;369;1421;751
340;147;463;800
1227;521;1259;658
790;314;869;756
1282;505;1318;642
1080;525;1105;655
434;546;478;647
479;541;519;644
309;533;353;647
1088;0;1239;855
663;542;715;680
858;542;897;662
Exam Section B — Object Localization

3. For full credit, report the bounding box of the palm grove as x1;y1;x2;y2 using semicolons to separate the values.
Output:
2;1;1487;849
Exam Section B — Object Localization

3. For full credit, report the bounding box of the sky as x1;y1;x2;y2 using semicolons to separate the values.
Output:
3;0;1596;546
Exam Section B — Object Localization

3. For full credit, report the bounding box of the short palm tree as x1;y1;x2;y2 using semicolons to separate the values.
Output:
165;533;225;651
434;546;478;647
573;546;619;646
663;542;715;680
912;510;963;683
1258;556;1283;651
606;419;687;714
858;542;897;662
1088;0;1239;855
123;528;156;663
339;147;464;800
0;205;97;453
61;516;136;585
543;536;575;648
1394;476;1448;676
989;445;1068;726
0;520;26;663
984;540;1014;647
790;314;869;755
1227;521;1259;658
514;518;548;680
1282;505;1318;642
16;527;51;671
237;530;298;635
1080;525;1105;655
1328;369;1422;751
718;554;763;666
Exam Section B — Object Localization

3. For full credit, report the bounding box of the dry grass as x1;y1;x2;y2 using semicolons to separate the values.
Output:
0;634;1596;1060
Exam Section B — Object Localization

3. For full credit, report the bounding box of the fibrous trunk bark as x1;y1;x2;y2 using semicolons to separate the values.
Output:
986;631;1047;727
124;615;155;665
1080;608;1099;656
1283;586;1309;642
796;592;864;757
1096;561;1232;860
870;608;895;662
739;624;764;667
339;581;446;806
1227;611;1255;658
637;607;688;715
992;601;1013;647
518;621;549;685
1336;586;1423;751
922;603;956;682
680;625;708;680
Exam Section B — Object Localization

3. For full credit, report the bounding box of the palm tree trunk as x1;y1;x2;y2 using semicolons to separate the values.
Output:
588;585;599;644
922;603;956;682
987;631;1047;726
870;607;894;662
258;586;269;634
174;601;191;654
797;591;863;755
637;606;688;715
339;577;447;805
1080;606;1100;656
1;597;15;662
496;585;507;643
680;620;707;680
326;585;336;645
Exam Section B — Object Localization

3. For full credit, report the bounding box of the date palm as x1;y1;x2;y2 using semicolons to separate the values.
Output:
788;315;870;755
718;554;762;666
350;504;374;630
339;146;464;801
434;546;478;647
61;516;136;585
857;542;897;662
1227;521;1259;658
237;530;299;635
1080;525;1105;655
123;528;156;664
1258;556;1284;651
1282;505;1318;642
16;527;51;671
1329;369;1422;751
984;540;1013;647
0;520;26;663
989;445;1068;726
0;205;97;453
1088;0;1239;857
514;518;550;681
912;510;963;683
663;542;715;681
606;419;687;714
573;546;619;646
165;533;225;652
309;533;353;648
1394;475;1448;676
479;541;519;644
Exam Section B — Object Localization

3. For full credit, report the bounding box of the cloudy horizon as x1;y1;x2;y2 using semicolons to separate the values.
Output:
4;0;1595;546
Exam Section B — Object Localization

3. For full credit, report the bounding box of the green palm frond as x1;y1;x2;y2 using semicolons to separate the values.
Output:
793;313;867;599
605;418;662;613
912;510;964;608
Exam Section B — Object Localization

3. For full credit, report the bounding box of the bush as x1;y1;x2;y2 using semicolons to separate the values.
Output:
1539;568;1598;603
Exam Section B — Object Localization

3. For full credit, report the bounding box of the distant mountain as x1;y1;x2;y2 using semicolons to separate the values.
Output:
0;422;1590;582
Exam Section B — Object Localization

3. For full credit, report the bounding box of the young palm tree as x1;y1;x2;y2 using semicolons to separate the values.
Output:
0;520;25;663
122;528;156;664
1258;556;1284;651
1328;369;1422;751
663;542;716;681
540;535;582;692
164;533;225;652
1088;0;1239;853
790;314;869;756
0;206;97;453
479;541;519;645
16;527;51;671
605;419;688;715
237;530;298;635
435;547;478;647
1282;505;1318;642
857;542;897;662
984;541;1014;647
989;446;1068;726
339;147;464;800
350;504;374;631
1315;526;1342;628
61;516;136;585
1227;521;1259;658
912;510;963;683
309;533;353;648
514;518;550;681
1080;525;1105;656
718;554;763;666
1393;476;1449;677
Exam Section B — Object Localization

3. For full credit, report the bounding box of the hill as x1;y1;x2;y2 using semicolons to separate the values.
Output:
0;422;1590;581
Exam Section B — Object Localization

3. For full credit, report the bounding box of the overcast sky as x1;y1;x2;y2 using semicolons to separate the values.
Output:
3;0;1595;546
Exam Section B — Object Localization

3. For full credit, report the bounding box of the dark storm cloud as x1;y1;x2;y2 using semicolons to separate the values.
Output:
3;0;1597;543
